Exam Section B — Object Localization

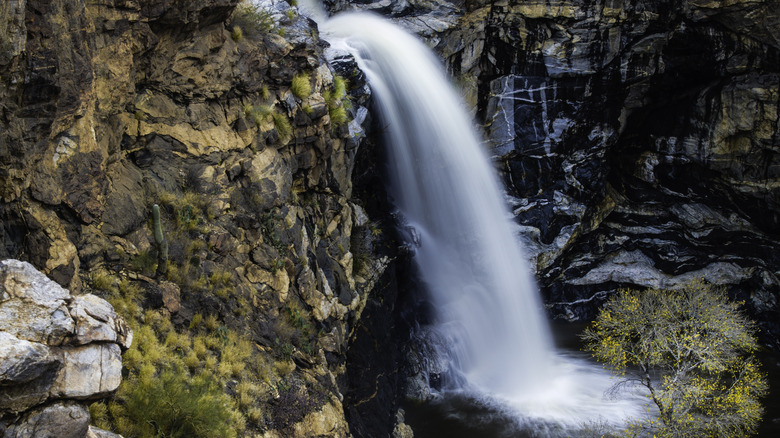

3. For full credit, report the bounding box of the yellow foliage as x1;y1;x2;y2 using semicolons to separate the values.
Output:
582;279;768;437
204;313;220;331
324;75;351;127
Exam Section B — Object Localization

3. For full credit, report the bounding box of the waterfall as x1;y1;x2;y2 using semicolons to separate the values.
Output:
324;12;555;395
311;7;649;432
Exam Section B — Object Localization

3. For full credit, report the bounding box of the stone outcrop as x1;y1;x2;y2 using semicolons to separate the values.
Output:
329;0;780;346
0;259;130;437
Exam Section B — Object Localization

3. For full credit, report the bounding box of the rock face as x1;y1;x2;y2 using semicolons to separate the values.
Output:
330;0;780;346
0;259;130;437
1;0;388;436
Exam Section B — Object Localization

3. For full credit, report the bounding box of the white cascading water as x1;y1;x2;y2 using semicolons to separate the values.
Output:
324;12;556;394
301;4;649;432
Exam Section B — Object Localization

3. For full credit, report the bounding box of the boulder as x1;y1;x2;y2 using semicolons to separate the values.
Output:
86;426;124;438
158;281;181;314
69;295;132;349
0;332;57;385
0;260;74;345
0;260;130;432
2;402;90;438
50;343;123;399
0;333;60;413
392;409;414;438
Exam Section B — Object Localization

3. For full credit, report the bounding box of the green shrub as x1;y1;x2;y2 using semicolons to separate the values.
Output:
329;105;348;126
158;191;214;233
285;302;311;332
245;104;293;142
122;370;237;438
324;75;351;127
105;280;143;326
100;308;264;437
246;104;271;126
189;313;203;330
202;315;218;332
91;270;116;292
332;75;347;100
89;402;111;431
231;25;243;42
131;249;156;276
209;269;235;298
272;112;292;140
232;1;275;39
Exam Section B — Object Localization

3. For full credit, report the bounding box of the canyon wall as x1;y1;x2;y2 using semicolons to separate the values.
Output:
1;0;402;436
2;0;779;436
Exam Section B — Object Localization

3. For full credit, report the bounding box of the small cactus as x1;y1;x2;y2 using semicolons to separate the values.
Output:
152;204;169;277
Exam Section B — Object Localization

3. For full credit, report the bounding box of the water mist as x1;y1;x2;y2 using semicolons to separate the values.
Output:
304;4;649;433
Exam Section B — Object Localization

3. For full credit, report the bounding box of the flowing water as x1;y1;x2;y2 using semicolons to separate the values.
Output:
305;6;651;435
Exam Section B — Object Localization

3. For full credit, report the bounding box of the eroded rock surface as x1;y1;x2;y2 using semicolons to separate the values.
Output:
3;402;90;438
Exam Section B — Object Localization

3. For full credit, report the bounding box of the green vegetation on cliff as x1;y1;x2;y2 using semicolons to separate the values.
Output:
231;0;276;40
324;75;351;127
89;257;333;436
291;73;312;100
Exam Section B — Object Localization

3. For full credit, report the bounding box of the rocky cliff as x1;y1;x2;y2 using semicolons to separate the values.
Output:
0;0;401;436
330;0;780;346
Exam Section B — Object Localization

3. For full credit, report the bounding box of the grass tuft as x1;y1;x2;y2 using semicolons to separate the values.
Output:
231;25;243;42
291;73;311;100
272;112;293;140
